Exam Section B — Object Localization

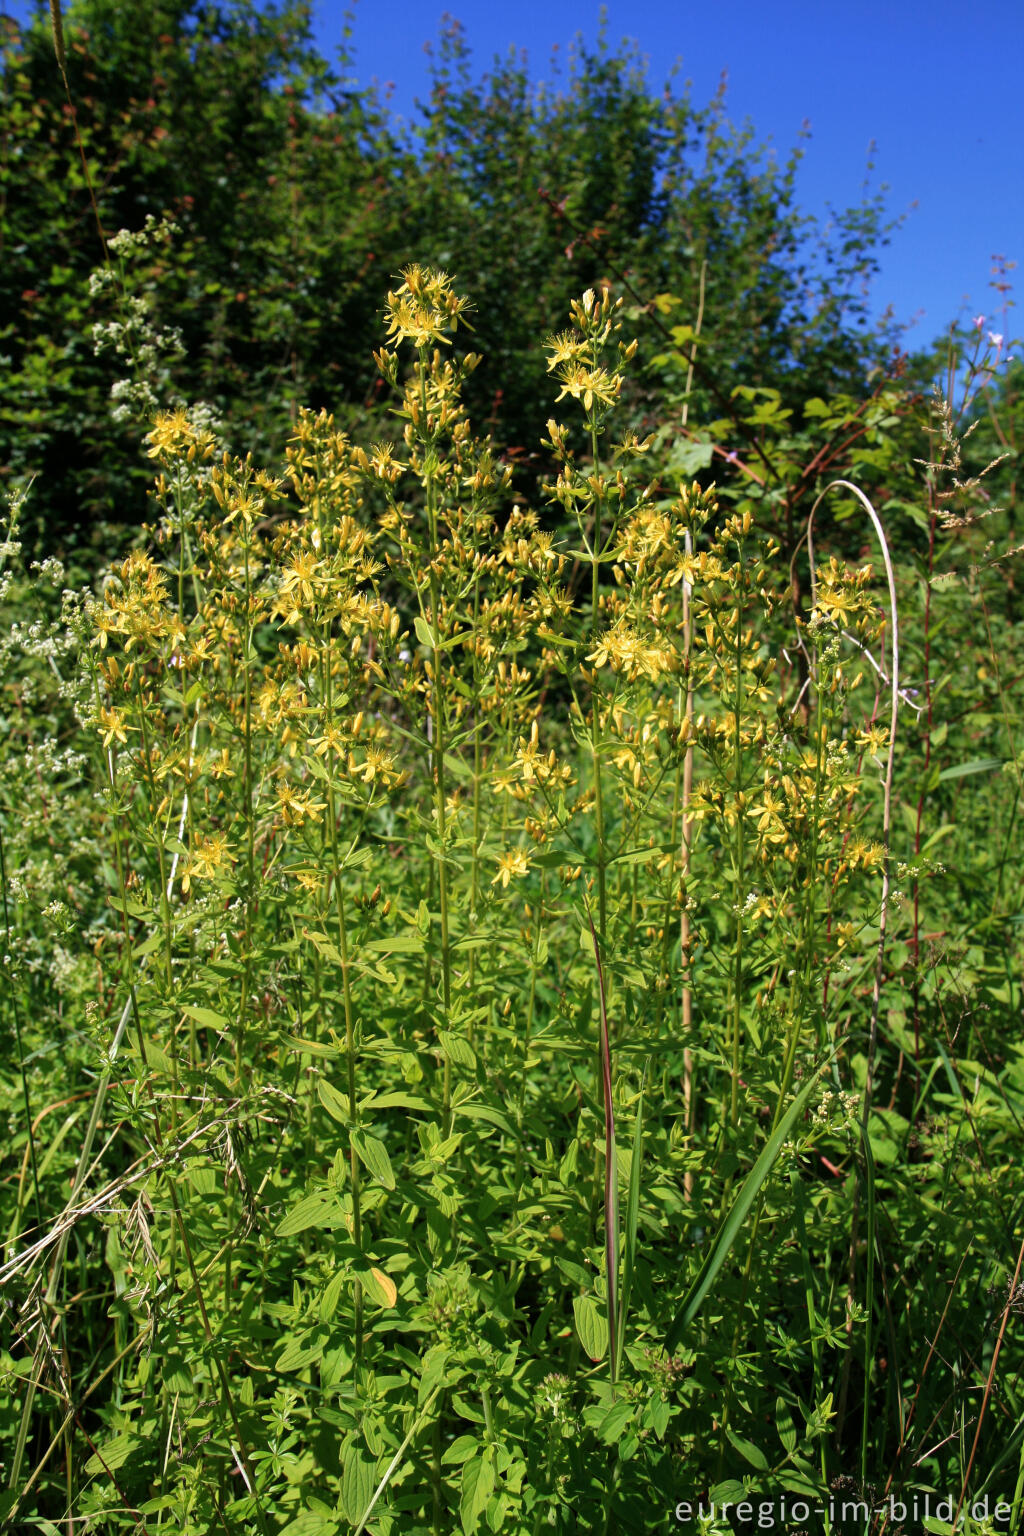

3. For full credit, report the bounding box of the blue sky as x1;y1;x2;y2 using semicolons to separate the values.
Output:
325;0;1023;347
6;0;1022;347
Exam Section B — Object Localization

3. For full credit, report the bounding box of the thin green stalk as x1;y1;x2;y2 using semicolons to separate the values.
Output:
588;413;609;957
790;1169;831;1503
352;1385;443;1536
335;883;364;1365
417;346;454;1131
727;595;747;1139
236;525;256;1084
314;479;366;1367
465;580;485;1045
508;893;544;1247
584;894;619;1390
0;814;42;1232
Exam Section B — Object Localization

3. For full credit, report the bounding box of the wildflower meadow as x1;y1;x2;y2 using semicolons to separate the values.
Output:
2;6;1023;1534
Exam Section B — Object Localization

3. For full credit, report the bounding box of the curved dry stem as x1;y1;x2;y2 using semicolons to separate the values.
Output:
806;476;899;1122
804;478;899;1467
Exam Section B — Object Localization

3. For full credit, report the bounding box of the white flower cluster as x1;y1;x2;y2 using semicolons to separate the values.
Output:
539;1372;575;1428
89;218;185;423
812;1088;860;1132
106;213;181;259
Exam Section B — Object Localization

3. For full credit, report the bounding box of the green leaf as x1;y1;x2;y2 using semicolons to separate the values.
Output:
284;1033;340;1058
318;1077;350;1124
419;1345;451;1405
276;1191;346;1237
364;933;425;954
319;1269;347;1322
280;1511;341;1536
573;1294;609;1362
84;1433;141;1475
414;614;436;650
441;1434;480;1466
359;1265;398;1308
647;1394;671;1439
360;1091;435;1114
438;1029;476;1069
305;930;344;966
454;1100;514;1133
666;1052;834;1349
607;843;676;867
775;1395;797;1453
180;1004;230;1029
276;1325;329;1371
670;439;714;476
341;1444;377;1526
938;757;1004;781
921;822;957;855
460;1452;495;1535
596;1398;632;1444
162;1355;193;1394
709;1478;746;1502
351;1128;395;1189
725;1427;769;1469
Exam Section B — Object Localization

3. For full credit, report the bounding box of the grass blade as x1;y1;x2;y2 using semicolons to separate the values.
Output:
666;1053;833;1351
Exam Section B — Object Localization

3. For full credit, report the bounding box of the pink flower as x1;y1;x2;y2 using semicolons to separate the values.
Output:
988;331;1004;351
973;314;986;330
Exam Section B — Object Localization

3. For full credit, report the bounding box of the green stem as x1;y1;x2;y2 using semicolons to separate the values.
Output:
0;814;42;1231
418;347;454;1130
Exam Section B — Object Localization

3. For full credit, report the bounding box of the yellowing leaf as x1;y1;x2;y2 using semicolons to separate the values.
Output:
363;1265;398;1308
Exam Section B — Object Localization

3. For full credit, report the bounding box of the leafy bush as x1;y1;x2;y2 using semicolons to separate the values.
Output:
1;1;901;557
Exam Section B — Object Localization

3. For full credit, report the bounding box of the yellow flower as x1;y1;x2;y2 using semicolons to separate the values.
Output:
275;783;326;826
310;722;346;758
587;624;673;681
545;331;587;371
383;266;471;349
279;550;321;609
553;363;620;412
180;832;234;894
492;848;530;888
855;724;890;757
748;790;788;844
145;407;215;464
348;745;398;786
98;705;129;748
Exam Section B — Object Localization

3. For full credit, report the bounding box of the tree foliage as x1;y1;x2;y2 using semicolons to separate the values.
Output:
2;0;904;552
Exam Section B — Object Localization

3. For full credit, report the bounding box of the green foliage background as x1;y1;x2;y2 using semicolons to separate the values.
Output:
2;0;906;555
